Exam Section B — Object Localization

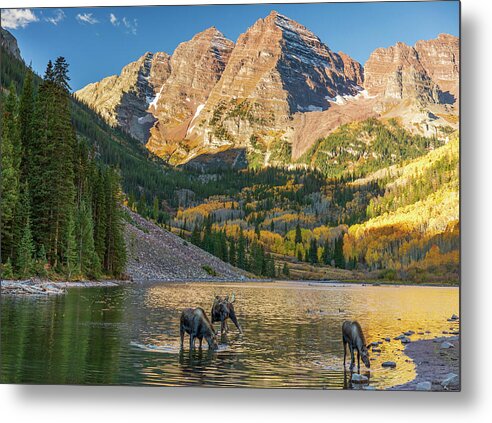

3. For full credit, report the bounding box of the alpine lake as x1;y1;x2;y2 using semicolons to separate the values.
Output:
1;281;459;390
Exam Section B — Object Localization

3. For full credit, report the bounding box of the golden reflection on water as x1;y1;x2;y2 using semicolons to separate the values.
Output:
133;282;459;389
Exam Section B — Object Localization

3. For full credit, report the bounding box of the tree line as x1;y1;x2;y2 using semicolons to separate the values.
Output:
1;58;126;280
188;219;277;278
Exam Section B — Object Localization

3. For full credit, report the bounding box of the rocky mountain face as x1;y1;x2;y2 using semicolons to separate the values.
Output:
414;33;460;103
363;35;459;139
290;33;459;159
75;11;459;167
185;11;364;166
0;28;22;61
364;42;440;108
145;27;234;161
364;34;459;107
75;52;171;142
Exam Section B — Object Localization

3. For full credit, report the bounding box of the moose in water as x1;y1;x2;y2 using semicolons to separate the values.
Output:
180;307;219;351
342;320;371;371
211;294;243;335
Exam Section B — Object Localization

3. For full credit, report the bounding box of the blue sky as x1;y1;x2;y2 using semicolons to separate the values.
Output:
2;2;459;91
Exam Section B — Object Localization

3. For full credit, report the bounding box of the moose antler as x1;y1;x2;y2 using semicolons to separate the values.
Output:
230;293;236;303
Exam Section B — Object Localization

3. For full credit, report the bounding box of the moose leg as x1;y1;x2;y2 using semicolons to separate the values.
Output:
343;338;347;367
349;344;355;371
189;334;195;351
357;349;361;372
229;309;243;333
199;337;203;349
180;328;184;350
221;318;229;334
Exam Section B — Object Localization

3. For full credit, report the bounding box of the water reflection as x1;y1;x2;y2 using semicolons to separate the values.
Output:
1;282;459;389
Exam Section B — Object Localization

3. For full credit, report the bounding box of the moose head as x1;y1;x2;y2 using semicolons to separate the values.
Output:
211;293;242;334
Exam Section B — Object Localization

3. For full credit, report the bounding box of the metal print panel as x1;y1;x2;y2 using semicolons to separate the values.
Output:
0;1;460;391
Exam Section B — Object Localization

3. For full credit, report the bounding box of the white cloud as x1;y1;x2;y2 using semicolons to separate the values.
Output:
109;13;119;26
122;17;137;35
45;9;65;26
76;13;98;25
1;8;38;29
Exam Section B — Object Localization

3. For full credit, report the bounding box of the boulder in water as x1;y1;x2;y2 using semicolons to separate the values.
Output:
440;341;454;349
416;381;432;391
441;373;459;388
381;361;397;368
351;373;369;383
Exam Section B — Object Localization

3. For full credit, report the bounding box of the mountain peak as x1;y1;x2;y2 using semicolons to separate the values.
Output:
437;33;457;41
187;26;234;53
194;26;225;40
266;10;282;19
263;10;305;32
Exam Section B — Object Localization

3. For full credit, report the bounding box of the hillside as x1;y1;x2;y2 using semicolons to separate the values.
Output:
1;41;179;217
344;134;459;281
300;117;449;178
124;209;249;281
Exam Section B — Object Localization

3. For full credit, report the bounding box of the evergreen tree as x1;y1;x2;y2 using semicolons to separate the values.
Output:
35;244;49;278
309;238;318;264
297;247;303;262
295;222;302;244
322;240;332;265
16;216;34;278
191;225;201;246
2;259;14;279
1;84;20;263
29;61;56;253
11;183;31;267
103;168;126;276
76;200;100;277
334;235;346;268
152;196;159;222
282;262;290;278
92;167;107;264
18;68;34;179
64;210;78;277
237;228;246;270
229;237;237;267
265;253;275;278
30;58;75;267
53;57;71;91
50;57;76;267
250;241;265;275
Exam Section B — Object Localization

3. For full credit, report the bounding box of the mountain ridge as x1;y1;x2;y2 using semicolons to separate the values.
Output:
73;11;459;170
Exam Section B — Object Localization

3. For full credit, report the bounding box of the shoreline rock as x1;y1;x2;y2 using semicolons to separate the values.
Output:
390;335;460;391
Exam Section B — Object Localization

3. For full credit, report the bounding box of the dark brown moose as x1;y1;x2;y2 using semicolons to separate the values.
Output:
342;320;371;371
211;294;243;334
180;307;219;351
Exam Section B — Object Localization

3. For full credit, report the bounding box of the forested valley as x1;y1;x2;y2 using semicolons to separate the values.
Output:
1;45;459;283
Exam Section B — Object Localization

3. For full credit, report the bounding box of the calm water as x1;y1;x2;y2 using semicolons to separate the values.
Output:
1;281;459;389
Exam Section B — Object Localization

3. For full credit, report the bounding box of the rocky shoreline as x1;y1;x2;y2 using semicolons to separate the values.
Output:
1;276;268;297
0;278;132;296
390;335;460;391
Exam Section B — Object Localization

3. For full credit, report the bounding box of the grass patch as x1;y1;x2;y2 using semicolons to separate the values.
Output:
202;265;218;276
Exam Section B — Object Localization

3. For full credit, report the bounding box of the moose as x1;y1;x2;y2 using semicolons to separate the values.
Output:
342;320;371;371
180;307;219;351
211;294;243;334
